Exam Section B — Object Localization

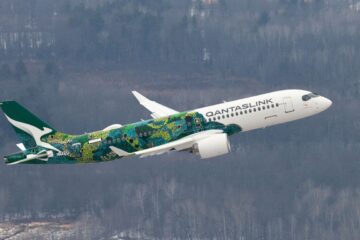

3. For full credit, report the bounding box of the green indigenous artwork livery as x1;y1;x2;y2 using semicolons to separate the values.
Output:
1;101;241;164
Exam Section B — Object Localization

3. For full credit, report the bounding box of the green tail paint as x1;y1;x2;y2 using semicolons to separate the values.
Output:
0;101;56;149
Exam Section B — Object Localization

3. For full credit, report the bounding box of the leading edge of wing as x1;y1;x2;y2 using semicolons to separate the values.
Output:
132;91;178;118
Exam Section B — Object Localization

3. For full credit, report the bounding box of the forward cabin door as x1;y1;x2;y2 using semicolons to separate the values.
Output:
283;97;294;113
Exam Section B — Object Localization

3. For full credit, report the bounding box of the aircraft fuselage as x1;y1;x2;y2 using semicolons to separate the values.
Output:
2;89;332;164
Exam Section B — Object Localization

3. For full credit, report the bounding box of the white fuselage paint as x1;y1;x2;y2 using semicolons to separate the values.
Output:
194;89;332;132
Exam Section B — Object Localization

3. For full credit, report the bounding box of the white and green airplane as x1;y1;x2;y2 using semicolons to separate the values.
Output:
1;90;331;165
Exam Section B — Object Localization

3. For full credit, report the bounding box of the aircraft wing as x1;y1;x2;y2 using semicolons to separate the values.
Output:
110;129;223;158
132;91;178;118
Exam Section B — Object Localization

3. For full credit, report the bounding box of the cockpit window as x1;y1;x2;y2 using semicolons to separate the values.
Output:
302;95;311;101
302;92;319;101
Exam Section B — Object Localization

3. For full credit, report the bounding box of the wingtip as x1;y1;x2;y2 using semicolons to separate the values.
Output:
131;90;141;98
132;90;148;102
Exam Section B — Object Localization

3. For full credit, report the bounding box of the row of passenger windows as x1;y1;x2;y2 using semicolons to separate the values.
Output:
100;130;157;145
103;136;137;145
207;103;280;122
138;130;156;137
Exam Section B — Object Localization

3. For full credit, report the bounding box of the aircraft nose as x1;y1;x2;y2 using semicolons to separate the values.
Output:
320;97;332;110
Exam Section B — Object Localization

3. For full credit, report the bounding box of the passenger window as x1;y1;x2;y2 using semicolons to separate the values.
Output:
271;104;274;108
249;109;252;113
253;108;256;112
258;107;261;111
235;112;238;116
217;116;221;120
222;115;225;119
231;113;234;117
262;106;266;110
267;105;270;109
244;110;247;114
226;114;229;118
240;111;243;115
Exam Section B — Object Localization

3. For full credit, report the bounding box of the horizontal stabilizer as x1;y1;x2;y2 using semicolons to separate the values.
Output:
16;143;26;151
4;146;54;165
6;153;48;165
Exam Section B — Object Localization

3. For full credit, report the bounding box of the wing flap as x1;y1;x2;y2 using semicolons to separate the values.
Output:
135;129;223;158
110;130;224;159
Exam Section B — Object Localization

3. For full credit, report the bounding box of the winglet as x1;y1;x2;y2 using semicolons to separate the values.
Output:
132;91;148;103
131;90;179;118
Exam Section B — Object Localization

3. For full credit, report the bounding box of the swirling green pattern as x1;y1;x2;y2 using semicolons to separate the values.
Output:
5;111;241;164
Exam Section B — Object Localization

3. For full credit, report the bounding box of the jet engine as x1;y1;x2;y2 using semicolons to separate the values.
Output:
193;133;230;159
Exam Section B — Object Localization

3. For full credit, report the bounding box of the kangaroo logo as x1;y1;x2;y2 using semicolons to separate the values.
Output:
5;114;60;152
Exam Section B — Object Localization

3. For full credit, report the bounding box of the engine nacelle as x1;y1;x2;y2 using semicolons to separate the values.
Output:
193;133;231;159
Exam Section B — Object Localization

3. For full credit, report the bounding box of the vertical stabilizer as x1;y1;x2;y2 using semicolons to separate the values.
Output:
0;101;57;149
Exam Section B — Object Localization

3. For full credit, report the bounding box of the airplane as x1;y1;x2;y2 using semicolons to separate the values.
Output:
0;89;332;165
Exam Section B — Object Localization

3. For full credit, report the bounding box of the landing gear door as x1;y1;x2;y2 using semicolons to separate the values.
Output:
283;97;294;113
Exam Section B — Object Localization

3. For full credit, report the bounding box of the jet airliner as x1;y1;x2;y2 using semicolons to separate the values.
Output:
0;89;332;164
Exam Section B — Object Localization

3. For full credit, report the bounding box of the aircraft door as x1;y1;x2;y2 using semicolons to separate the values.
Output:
185;116;193;132
283;97;295;113
69;142;82;158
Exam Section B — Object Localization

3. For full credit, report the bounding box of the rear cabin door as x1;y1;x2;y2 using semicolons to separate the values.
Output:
283;97;295;113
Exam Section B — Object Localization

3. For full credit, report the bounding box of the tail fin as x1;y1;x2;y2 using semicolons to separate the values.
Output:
0;101;56;149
